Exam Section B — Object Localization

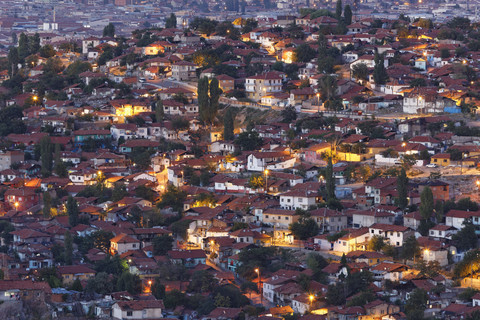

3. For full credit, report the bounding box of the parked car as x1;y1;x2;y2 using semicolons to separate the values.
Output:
426;163;438;168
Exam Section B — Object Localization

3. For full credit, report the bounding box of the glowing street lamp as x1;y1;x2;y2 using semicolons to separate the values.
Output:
14;202;19;210
264;169;269;194
309;294;315;308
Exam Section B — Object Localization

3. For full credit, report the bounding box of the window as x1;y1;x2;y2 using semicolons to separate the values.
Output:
371;230;374;233
285;217;289;220
127;311;133;316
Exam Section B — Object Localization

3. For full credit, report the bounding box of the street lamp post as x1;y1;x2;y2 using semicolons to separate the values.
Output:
264;169;269;194
255;268;262;304
309;295;315;310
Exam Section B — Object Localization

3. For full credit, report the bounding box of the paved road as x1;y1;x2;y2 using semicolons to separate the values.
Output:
146;78;197;93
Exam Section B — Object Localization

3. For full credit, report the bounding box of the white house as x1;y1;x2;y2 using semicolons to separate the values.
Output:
247;151;296;172
368;223;414;247
112;300;164;320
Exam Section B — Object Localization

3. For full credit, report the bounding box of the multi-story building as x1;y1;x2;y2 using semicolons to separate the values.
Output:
245;72;284;101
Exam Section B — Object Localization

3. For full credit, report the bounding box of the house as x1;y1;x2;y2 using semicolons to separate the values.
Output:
112;300;165;320
430;153;450;166
10;229;50;246
359;300;400;320
333;228;371;253
429;224;458;240
418;237;450;266
203;307;243;320
57;265;96;284
171;60;197;81
404;211;422;230
418;180;449;202
168;249;206;267
310;208;348;232
368;223;414;247
371;262;410;284
445;210;474;230
245;72;284;101
351;209;395;228
0;280;51;301
4;188;40;210
110;233;141;255
247;151;295;172
73;129;111;144
0;151;24;171
263;209;299;229
216;74;235;92
279;186;320;210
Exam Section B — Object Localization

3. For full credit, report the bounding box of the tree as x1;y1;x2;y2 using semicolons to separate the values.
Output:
405;288;428;320
198;77;210;124
112;183;128;202
64;231;73;265
70;278;83;292
325;157;336;200
352;63;369;82
289;217;319;240
157;184;186;213
335;0;343;20
223;108;235;141
188;270;218;293
401;236;420;261
153;235;174;255
281;105;297;123
155;99;164;122
410;78;427;87
43;192;52;218
152;279;165;299
248;174;264;189
116;271;142;294
7;47;19;76
103;23;115;37
235;130;263;151
39;44;56;58
395;168;409;210
419;186;434;220
327;284;346;305
29;33;41;55
293;43;317;63
344;5;352;25
18;33;29;61
368;235;385;251
40;136;53;177
208;78;222;126
166;13;177;28
66;196;79;227
453;221;478;252
373;52;389;85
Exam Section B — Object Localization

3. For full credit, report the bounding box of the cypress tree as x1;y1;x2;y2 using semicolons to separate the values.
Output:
18;33;29;61
325;157;336;200
40;136;53;177
223;108;235;141
198;77;210;124
335;0;343;20
67;196;79;227
373;52;389;85
419;186;434;220
64;231;73;265
155;99;164;122
208;78;222;126
396;168;409;210
344;5;353;25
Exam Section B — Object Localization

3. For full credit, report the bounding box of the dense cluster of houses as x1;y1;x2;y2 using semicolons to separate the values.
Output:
2;4;480;320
